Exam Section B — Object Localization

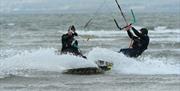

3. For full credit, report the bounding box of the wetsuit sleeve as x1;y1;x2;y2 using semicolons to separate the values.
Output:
132;27;142;37
127;30;134;39
73;32;78;36
71;40;78;49
61;34;68;48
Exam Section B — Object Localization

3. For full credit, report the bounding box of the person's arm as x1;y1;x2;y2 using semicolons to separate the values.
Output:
125;24;134;39
132;27;142;37
61;34;68;48
71;40;78;48
73;32;78;36
127;30;134;39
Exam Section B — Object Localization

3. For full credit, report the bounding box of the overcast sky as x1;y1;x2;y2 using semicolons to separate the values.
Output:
0;0;179;13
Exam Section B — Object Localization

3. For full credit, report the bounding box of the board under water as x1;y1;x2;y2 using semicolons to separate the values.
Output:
63;67;104;75
63;60;113;75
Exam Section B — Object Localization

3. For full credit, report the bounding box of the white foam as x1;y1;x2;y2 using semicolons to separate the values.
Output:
87;47;180;75
0;48;97;76
7;23;15;26
153;27;180;33
58;30;126;37
0;47;179;76
150;37;180;42
154;26;167;30
78;38;116;41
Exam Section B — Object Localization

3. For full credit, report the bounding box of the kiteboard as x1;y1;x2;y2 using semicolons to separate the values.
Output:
56;50;113;75
63;60;113;75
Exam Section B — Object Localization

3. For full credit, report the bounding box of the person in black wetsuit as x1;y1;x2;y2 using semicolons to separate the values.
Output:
119;25;149;58
61;25;86;58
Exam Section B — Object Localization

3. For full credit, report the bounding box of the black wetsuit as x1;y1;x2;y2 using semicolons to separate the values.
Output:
61;33;86;58
119;27;149;57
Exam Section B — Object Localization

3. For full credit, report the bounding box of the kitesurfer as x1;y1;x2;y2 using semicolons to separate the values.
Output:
119;25;150;58
61;25;86;58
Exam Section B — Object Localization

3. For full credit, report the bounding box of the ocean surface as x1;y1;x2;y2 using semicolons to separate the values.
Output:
0;13;180;91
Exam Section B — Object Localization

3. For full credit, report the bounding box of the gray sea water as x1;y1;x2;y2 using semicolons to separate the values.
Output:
0;13;180;91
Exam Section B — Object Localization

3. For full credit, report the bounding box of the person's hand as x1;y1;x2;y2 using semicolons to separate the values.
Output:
73;32;78;36
125;24;132;31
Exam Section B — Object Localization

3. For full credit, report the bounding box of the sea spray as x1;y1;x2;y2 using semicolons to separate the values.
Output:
87;47;180;74
0;48;97;77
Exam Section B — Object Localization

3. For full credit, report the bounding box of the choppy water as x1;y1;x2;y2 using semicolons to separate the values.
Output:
0;13;180;91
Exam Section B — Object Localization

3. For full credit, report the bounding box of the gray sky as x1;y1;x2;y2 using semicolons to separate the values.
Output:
0;0;180;13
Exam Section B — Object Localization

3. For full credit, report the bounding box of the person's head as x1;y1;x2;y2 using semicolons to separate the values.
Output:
71;25;76;31
140;28;148;35
67;25;77;36
67;29;74;36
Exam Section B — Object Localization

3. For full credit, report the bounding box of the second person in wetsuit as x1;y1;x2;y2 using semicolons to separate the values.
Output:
61;25;86;58
119;25;150;58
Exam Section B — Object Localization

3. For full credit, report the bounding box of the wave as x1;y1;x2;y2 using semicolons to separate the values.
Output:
87;47;180;75
0;48;97;78
0;47;179;78
58;26;180;37
58;30;126;37
154;26;167;30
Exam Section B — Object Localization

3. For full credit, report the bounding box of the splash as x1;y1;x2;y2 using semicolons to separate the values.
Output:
0;47;179;78
0;48;97;77
87;47;180;75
